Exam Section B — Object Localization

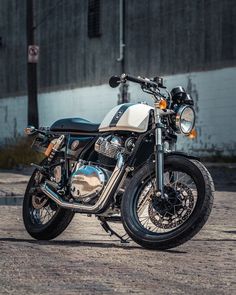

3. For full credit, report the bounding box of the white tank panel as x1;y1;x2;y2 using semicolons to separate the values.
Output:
99;103;154;133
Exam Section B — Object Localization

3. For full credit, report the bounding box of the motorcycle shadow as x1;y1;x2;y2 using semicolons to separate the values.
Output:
0;237;187;253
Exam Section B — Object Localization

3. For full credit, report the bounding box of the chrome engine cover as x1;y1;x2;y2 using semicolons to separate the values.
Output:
70;164;109;202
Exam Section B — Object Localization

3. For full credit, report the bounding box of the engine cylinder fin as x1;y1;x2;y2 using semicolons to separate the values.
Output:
95;135;124;159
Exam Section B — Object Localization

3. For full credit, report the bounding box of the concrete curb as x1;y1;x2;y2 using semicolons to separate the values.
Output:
0;196;23;206
205;162;236;169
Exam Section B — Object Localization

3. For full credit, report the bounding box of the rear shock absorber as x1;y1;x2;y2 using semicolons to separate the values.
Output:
44;135;65;163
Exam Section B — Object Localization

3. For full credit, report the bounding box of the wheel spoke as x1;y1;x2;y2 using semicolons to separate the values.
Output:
30;196;57;226
136;169;198;234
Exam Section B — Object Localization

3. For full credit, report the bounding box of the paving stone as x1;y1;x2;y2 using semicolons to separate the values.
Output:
0;169;235;294
0;191;235;294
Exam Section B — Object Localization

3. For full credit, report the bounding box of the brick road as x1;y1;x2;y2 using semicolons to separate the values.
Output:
0;168;235;294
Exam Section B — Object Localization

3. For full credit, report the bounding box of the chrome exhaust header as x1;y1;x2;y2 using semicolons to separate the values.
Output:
40;154;125;213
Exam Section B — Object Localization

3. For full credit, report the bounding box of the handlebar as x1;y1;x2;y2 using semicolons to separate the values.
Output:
124;74;148;84
109;73;166;89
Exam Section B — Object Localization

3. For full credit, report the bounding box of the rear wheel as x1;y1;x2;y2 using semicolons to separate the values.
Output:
121;156;214;250
23;161;74;240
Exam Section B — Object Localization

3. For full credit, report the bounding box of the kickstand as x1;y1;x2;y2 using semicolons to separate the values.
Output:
98;217;130;244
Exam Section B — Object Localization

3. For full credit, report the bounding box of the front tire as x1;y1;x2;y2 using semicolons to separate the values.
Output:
121;156;214;250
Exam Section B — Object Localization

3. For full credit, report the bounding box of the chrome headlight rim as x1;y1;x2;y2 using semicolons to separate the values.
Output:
175;105;195;135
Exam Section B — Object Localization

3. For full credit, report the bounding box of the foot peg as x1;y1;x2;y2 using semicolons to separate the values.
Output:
31;163;47;174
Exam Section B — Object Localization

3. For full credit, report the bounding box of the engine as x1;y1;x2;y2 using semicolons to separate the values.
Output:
70;135;134;203
70;161;111;203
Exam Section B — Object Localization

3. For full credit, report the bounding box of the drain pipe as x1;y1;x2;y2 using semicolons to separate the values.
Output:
117;0;129;104
117;0;125;64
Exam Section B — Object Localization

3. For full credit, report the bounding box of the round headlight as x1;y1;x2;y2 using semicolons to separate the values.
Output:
175;105;195;134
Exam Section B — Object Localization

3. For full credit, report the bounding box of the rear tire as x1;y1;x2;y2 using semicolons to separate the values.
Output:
121;156;214;250
23;163;75;240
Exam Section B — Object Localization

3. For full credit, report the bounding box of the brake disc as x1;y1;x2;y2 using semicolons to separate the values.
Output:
148;182;195;229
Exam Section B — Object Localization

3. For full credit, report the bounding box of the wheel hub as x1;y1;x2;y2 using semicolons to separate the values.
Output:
152;186;182;217
32;195;48;209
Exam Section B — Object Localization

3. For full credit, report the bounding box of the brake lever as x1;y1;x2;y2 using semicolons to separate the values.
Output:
141;85;161;99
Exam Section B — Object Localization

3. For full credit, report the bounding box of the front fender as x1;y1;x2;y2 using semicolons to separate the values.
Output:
164;151;200;161
132;151;199;175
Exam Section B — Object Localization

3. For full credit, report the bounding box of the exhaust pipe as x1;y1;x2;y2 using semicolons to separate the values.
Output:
40;154;125;214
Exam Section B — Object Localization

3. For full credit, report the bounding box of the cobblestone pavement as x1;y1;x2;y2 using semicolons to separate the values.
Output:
0;170;235;294
0;171;29;197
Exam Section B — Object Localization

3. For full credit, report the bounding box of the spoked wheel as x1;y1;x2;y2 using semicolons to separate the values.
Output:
121;156;214;250
23;163;74;240
137;172;197;233
29;188;57;226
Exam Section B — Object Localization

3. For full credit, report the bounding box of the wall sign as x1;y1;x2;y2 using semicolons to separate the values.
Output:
28;45;39;63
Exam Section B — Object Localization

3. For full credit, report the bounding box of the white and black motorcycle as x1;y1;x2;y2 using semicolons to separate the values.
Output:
23;74;214;250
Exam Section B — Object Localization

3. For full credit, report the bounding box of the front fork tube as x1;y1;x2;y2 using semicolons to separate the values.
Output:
154;115;164;198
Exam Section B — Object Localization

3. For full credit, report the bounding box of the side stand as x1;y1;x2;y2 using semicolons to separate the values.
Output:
98;217;130;244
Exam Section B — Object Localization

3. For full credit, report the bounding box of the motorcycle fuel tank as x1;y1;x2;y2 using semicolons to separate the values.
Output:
99;103;154;133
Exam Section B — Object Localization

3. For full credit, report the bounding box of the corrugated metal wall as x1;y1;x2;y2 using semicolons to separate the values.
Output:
0;0;235;98
0;0;236;156
125;0;236;75
0;0;27;98
34;0;120;91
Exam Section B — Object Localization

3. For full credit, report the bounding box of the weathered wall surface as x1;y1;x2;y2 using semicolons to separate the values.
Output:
0;96;27;140
1;67;235;156
0;0;27;98
0;0;235;97
125;0;236;76
129;67;236;156
0;0;235;156
34;0;120;92
38;84;119;125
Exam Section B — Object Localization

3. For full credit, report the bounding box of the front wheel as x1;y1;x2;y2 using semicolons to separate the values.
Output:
121;156;214;250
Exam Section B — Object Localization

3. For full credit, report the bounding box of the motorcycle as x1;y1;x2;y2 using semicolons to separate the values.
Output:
23;73;214;250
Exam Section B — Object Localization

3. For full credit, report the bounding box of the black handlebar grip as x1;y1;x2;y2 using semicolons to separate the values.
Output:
125;74;144;84
109;73;163;89
125;74;158;88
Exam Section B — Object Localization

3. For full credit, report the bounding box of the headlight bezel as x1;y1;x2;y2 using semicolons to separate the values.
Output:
175;105;196;135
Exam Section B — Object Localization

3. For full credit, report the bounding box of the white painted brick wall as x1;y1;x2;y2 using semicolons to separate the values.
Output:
0;96;27;142
38;84;119;125
165;68;236;156
126;67;236;156
0;67;235;156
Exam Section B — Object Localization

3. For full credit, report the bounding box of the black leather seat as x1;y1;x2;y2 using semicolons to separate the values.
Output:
50;118;99;133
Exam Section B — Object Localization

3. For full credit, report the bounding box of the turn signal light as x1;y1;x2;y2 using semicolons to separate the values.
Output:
188;129;197;139
159;99;167;110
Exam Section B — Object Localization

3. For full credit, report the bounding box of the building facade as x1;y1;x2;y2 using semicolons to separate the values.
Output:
0;0;236;156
